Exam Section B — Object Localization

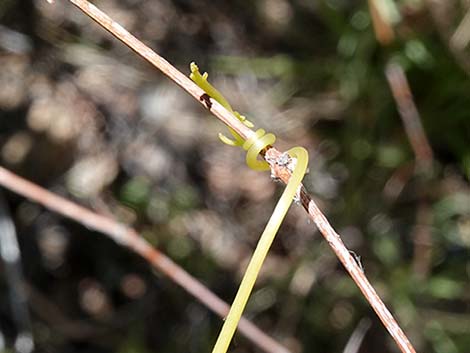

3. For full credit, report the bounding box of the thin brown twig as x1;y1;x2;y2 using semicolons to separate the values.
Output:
68;0;253;143
385;62;434;172
384;62;435;283
265;149;416;353
38;1;418;352
0;167;290;353
425;0;470;76
368;0;395;45
367;0;435;284
367;0;434;171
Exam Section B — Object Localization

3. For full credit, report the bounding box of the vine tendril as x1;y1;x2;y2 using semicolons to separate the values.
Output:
190;62;254;147
189;63;309;353
242;129;276;171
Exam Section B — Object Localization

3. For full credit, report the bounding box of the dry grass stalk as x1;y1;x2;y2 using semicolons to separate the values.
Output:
385;62;434;172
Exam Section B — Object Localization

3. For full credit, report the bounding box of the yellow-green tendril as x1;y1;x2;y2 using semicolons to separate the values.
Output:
190;62;254;146
190;63;309;353
243;129;276;171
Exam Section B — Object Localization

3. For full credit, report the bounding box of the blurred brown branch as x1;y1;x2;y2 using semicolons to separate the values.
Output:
368;0;395;45
426;0;470;76
370;0;435;293
367;0;434;173
0;167;290;353
385;62;434;172
265;148;416;353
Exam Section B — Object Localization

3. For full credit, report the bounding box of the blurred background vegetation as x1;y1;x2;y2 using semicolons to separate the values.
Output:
0;0;469;352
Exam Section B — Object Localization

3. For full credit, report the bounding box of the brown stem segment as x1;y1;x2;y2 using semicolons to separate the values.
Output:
68;0;253;143
368;0;395;45
265;149;417;353
385;62;434;172
0;167;290;353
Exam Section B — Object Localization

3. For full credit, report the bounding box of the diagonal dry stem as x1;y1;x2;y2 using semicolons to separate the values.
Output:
35;1;418;352
0;167;290;353
265;149;416;353
385;62;434;172
367;0;395;45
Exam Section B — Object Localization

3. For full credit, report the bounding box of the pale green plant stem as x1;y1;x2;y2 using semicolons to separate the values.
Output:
211;147;308;353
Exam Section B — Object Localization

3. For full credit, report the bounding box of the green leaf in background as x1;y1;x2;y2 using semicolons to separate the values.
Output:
120;176;151;210
425;321;459;353
434;193;470;248
376;144;407;168
427;277;463;300
171;184;199;212
372;233;400;267
405;40;434;69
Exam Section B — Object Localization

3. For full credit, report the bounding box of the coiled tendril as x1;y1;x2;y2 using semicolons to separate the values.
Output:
190;63;309;353
242;129;276;171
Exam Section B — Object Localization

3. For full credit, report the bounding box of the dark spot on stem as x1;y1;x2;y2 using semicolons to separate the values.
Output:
200;93;212;109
